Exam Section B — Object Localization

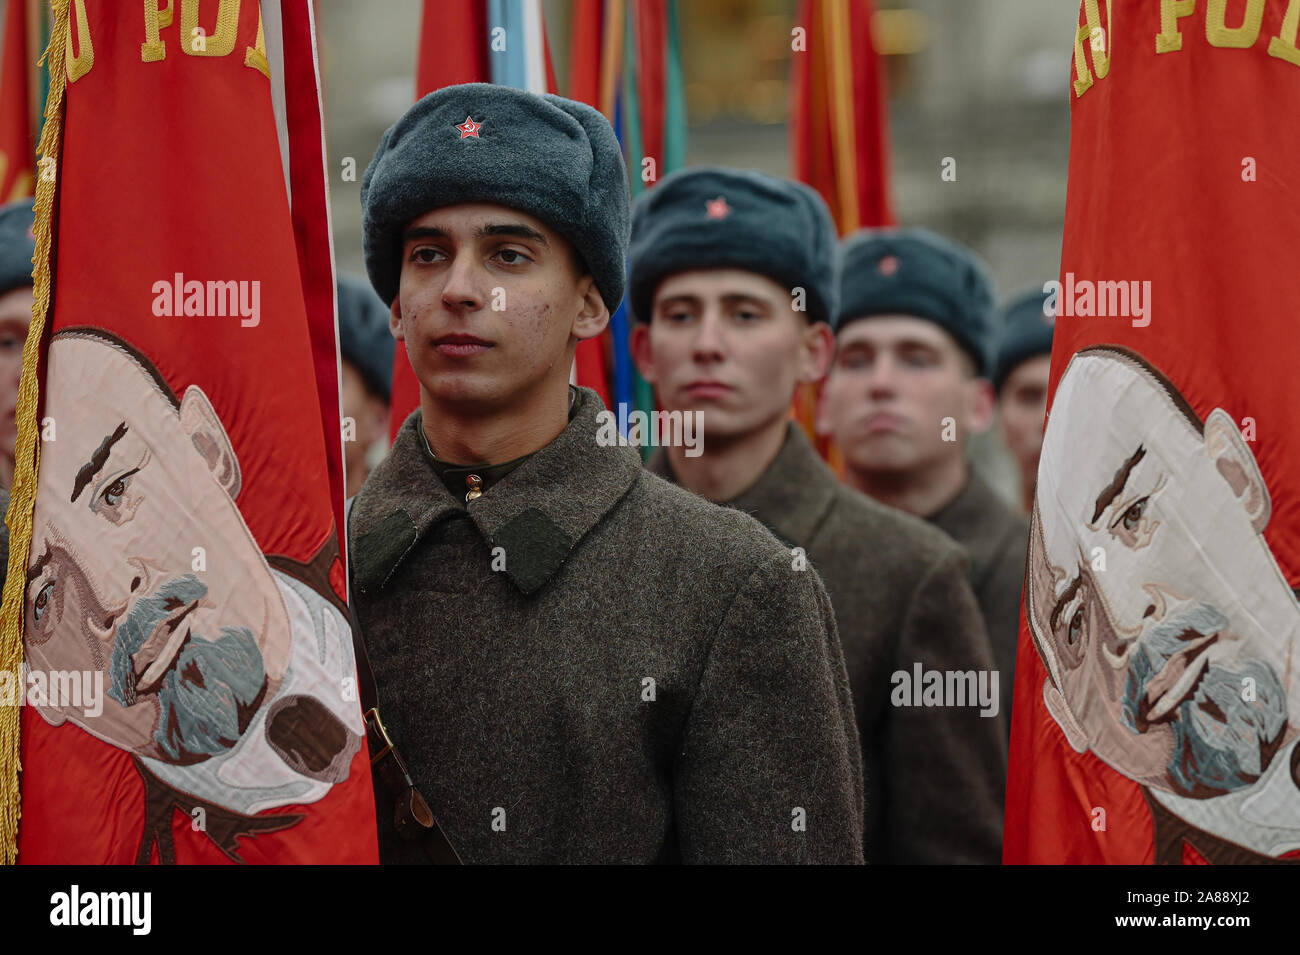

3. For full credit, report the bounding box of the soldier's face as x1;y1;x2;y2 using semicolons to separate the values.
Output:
998;353;1051;497
1028;351;1295;796
820;316;988;476
393;203;599;412
634;269;831;442
0;284;33;466
24;335;290;765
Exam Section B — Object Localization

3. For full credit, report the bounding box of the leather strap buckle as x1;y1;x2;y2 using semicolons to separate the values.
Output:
364;707;394;767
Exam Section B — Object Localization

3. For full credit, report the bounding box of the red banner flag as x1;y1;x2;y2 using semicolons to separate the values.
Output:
790;0;892;467
1006;0;1300;865
565;0;615;412
790;0;893;235
2;0;376;864
0;0;39;201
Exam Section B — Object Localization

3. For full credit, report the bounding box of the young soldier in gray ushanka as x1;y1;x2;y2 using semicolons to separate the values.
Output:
629;168;1005;863
351;83;863;864
821;228;1029;738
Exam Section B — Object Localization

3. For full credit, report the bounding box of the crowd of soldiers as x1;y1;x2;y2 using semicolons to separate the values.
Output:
0;81;1056;864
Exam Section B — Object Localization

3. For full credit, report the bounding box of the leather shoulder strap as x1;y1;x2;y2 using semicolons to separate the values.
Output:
346;495;461;864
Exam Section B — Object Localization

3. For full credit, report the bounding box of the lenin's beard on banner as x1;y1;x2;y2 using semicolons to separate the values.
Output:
107;574;266;764
1121;602;1285;793
1026;347;1298;801
24;329;294;773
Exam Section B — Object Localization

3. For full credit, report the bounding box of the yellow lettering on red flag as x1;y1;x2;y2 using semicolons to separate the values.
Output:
1206;0;1265;48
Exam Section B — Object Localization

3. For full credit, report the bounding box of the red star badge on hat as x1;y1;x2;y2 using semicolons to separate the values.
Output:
455;116;482;139
705;196;729;219
878;254;899;276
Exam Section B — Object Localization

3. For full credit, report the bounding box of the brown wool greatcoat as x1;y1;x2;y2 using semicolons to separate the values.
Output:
649;425;1007;863
927;471;1030;738
348;389;864;864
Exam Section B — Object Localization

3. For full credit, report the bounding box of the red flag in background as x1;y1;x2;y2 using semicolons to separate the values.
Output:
389;0;596;443
415;0;488;95
566;0;617;416
1006;0;1300;865
2;0;376;864
791;0;893;234
0;0;43;201
790;0;893;466
568;0;604;109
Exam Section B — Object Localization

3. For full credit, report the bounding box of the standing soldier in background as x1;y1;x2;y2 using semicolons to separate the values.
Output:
350;83;863;864
0;199;34;595
0;198;35;494
337;274;395;496
820;228;1028;737
993;287;1054;515
630;167;1005;863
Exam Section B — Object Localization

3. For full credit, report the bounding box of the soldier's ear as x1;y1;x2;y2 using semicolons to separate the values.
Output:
1043;679;1088;753
572;274;609;343
966;376;996;434
180;384;241;500
1205;408;1269;533
814;369;837;437
389;296;404;342
630;322;656;383
800;321;835;385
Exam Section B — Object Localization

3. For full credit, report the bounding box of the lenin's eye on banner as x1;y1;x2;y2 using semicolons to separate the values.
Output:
1026;346;1299;861
25;327;363;813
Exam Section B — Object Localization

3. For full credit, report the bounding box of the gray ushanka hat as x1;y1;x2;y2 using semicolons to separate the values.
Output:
0;198;35;297
836;227;997;377
993;286;1055;393
362;83;630;313
628;166;837;325
337;273;396;403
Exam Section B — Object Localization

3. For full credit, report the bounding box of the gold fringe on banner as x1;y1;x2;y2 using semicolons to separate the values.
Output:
1;0;71;866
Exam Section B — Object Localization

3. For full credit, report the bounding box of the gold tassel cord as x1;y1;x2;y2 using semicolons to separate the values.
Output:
1;0;71;866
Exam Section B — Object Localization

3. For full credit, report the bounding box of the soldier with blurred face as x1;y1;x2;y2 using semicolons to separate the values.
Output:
820;228;1028;737
993;287;1055;514
337;274;395;497
0;198;33;595
0;199;36;493
631;169;1005;863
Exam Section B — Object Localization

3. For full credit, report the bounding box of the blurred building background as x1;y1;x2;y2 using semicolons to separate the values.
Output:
317;0;1077;504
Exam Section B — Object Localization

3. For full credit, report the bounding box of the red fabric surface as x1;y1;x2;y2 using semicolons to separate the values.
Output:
17;1;376;864
1004;0;1300;865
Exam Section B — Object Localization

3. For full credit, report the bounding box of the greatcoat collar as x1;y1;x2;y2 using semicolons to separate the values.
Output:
350;387;642;596
646;423;837;548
